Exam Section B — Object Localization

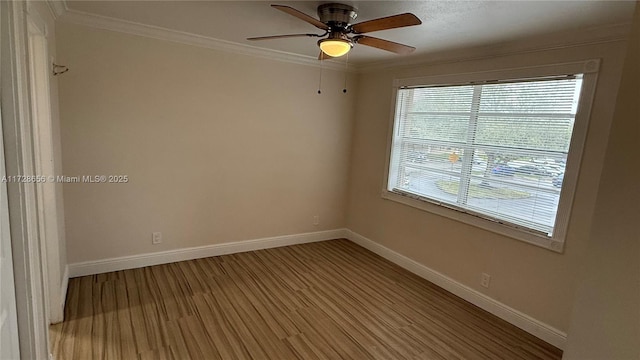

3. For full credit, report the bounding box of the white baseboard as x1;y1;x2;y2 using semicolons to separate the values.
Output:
68;229;347;278
60;265;69;311
344;229;567;350
49;265;69;325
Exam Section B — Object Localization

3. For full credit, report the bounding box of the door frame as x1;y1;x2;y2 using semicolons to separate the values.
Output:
1;1;51;358
0;2;22;358
26;1;64;325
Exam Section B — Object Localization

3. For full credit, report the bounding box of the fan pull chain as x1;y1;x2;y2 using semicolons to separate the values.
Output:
317;53;323;94
343;53;349;94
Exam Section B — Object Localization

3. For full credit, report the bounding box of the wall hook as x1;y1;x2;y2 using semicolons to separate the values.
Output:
52;63;69;76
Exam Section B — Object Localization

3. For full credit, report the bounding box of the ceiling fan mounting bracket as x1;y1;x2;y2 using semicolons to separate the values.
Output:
317;3;357;31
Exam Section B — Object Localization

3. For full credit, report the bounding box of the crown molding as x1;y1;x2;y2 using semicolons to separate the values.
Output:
56;5;630;74
358;22;631;73
45;0;67;20
58;8;349;72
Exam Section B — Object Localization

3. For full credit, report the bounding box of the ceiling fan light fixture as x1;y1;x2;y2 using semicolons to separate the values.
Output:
249;4;422;58
318;38;353;57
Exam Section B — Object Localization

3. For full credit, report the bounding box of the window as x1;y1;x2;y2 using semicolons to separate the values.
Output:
385;62;598;251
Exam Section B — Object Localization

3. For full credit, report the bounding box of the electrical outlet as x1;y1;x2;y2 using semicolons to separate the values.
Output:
313;215;320;226
152;232;162;245
481;273;491;288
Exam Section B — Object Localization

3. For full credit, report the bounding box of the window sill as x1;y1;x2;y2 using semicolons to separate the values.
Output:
381;190;565;253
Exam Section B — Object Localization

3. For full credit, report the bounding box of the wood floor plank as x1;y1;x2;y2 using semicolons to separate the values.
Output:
190;293;243;360
48;322;63;358
199;292;253;359
125;280;153;353
52;239;562;360
286;308;346;359
138;346;174;360
177;315;223;360
295;306;373;360
56;278;80;359
285;333;329;360
115;280;137;359
164;320;191;360
225;261;299;339
90;281;105;360
205;276;271;359
72;276;94;360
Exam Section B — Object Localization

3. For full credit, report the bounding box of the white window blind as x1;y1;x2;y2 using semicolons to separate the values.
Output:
388;75;584;237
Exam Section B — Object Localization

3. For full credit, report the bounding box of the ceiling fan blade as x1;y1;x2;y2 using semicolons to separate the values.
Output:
247;33;321;41
354;35;416;54
351;13;422;34
271;5;329;31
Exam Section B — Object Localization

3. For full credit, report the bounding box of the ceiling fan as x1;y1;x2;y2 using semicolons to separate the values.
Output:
247;3;422;59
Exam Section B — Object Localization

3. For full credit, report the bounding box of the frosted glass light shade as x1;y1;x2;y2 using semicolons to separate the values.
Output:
319;39;352;57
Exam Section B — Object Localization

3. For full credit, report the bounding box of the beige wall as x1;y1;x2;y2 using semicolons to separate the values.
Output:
563;3;639;358
57;22;355;263
346;41;628;332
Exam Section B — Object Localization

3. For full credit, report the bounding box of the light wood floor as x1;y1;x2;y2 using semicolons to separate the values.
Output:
50;239;562;360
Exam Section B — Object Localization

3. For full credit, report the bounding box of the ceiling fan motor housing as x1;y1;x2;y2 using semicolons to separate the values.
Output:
317;3;358;31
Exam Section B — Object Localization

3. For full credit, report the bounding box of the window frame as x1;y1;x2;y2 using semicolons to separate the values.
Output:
382;60;600;252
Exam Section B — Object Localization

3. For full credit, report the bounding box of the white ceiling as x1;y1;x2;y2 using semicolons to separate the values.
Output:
65;1;636;64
